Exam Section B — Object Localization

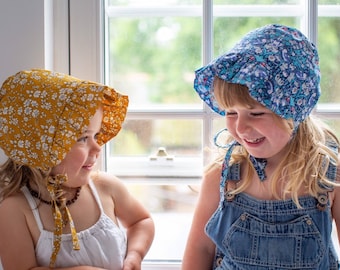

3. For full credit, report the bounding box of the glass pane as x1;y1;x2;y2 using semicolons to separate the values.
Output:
106;16;202;109
214;0;300;3
322;118;340;138
317;17;340;103
319;0;340;3
109;118;202;157
108;0;201;5
125;183;199;261
214;17;298;57
213;117;226;138
102;0;340;264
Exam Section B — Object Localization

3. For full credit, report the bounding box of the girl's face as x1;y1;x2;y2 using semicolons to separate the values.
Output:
51;107;103;187
225;102;292;163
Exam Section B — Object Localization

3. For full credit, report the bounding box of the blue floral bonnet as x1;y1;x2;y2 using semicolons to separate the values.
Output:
194;23;320;129
194;24;321;181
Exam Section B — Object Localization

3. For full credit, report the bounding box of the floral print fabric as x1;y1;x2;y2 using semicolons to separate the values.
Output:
0;69;128;170
194;24;320;128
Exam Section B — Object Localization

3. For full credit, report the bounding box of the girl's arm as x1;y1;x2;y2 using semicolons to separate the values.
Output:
0;195;40;270
331;156;340;246
121;215;154;270
181;165;222;270
98;172;154;270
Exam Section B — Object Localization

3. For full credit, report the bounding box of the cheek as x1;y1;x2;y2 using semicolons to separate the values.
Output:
267;126;292;149
66;150;87;167
53;149;87;174
275;130;291;145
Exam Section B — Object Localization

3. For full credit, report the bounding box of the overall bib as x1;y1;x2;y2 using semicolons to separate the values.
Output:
205;142;339;270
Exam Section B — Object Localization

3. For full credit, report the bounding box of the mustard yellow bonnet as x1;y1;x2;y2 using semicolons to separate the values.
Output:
0;69;128;170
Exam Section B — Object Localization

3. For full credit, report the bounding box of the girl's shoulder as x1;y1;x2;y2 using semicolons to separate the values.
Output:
201;162;223;192
91;170;120;183
204;161;223;180
0;190;33;231
0;189;27;210
90;171;127;196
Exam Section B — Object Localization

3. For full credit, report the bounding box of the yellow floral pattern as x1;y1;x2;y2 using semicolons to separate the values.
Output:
0;69;128;170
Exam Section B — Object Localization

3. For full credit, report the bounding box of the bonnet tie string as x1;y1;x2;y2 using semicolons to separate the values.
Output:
249;155;267;181
214;129;267;184
47;175;80;268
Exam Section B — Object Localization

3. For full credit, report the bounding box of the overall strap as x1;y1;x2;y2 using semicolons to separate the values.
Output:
221;163;240;205
324;140;338;182
317;139;338;211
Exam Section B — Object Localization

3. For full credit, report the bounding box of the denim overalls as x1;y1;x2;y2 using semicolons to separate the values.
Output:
205;142;339;270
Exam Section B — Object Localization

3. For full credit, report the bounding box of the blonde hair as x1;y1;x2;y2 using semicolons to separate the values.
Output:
0;159;50;201
209;77;339;207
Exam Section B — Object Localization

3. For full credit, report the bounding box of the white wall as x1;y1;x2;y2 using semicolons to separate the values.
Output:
0;0;45;85
0;0;46;165
0;2;44;267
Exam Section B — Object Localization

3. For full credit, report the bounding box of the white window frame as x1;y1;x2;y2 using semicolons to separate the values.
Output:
51;1;340;269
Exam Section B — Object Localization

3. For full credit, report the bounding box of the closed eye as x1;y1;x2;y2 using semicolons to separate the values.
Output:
250;112;265;116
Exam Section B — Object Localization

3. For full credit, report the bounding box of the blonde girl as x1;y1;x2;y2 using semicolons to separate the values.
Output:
182;24;340;270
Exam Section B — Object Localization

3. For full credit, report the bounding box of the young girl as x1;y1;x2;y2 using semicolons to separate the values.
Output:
182;24;340;269
0;69;154;270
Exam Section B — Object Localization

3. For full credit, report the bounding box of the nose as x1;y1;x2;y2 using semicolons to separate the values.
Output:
90;139;102;155
236;115;251;134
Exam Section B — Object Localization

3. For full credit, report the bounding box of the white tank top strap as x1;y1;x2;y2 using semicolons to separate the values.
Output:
21;186;44;232
89;179;104;213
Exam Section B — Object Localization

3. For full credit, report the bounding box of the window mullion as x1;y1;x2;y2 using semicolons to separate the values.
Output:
305;0;318;45
202;0;214;166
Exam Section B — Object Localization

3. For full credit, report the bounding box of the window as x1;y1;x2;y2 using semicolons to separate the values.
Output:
64;0;340;268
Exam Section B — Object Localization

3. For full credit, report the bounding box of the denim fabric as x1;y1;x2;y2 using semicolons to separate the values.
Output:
205;146;339;269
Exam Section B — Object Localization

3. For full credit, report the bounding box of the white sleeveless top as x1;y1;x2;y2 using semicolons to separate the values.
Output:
22;180;127;270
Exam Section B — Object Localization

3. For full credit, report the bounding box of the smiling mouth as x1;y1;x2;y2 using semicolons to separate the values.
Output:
245;137;265;144
83;163;95;169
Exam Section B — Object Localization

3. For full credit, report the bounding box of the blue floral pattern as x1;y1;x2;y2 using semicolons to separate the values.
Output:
194;24;320;128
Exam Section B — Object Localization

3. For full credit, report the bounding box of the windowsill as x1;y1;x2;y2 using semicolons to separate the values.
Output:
142;261;181;270
106;156;203;182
